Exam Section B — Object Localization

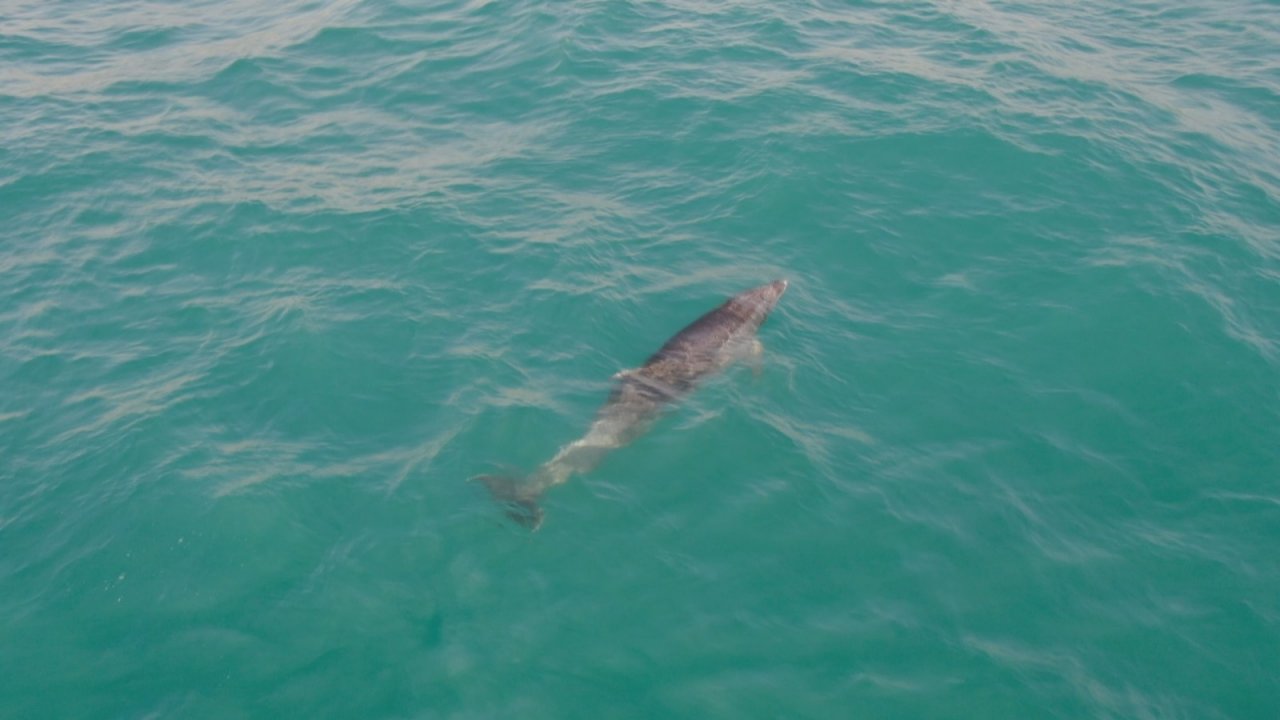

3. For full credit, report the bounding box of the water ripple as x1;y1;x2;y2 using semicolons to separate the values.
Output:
2;0;1278;717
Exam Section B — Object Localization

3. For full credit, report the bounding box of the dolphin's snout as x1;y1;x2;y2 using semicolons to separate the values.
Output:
744;279;788;315
763;279;788;304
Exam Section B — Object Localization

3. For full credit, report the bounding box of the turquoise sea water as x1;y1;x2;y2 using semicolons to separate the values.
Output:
3;0;1279;716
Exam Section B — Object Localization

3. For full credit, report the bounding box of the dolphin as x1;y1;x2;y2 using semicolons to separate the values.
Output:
474;279;788;529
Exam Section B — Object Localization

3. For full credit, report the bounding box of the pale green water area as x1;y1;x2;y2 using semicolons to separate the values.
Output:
3;1;1279;717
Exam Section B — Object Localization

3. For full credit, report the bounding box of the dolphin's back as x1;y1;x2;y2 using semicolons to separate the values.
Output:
647;299;743;362
637;287;773;392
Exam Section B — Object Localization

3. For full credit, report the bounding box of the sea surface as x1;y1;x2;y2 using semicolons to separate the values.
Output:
2;0;1278;717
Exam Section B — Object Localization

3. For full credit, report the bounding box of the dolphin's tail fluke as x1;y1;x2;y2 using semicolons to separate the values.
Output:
472;475;545;530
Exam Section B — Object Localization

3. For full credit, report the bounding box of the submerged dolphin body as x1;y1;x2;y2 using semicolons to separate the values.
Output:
475;280;788;529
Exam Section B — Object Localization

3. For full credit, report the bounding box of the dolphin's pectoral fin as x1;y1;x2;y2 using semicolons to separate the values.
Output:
472;475;544;530
745;338;765;378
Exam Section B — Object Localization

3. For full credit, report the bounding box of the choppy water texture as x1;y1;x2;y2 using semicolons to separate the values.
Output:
3;0;1279;717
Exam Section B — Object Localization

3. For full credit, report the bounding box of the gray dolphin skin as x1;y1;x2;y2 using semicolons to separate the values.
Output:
475;279;788;529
